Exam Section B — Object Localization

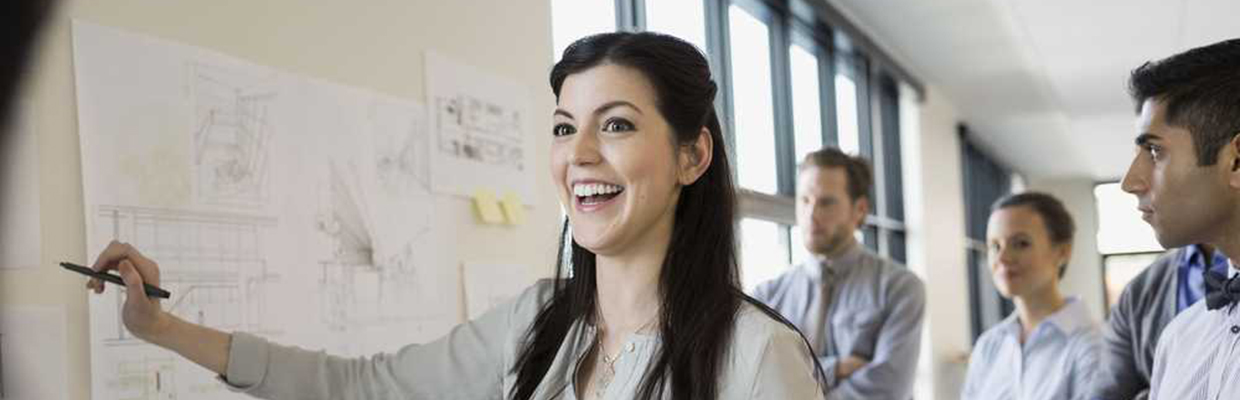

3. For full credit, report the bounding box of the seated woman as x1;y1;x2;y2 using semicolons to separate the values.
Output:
962;192;1102;400
85;32;825;399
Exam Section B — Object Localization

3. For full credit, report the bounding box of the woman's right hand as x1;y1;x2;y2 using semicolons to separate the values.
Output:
87;240;173;341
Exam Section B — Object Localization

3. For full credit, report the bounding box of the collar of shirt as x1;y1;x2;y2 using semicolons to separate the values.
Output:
800;243;865;281
997;297;1092;341
1181;244;1231;275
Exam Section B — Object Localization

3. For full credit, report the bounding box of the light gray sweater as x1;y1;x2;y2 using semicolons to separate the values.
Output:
219;280;824;399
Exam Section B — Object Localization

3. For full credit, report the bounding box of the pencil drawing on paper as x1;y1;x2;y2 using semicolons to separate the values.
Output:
95;205;280;344
189;62;277;208
434;94;525;172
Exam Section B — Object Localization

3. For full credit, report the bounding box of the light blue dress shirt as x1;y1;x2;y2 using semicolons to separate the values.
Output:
962;297;1102;400
752;245;926;400
1178;244;1231;312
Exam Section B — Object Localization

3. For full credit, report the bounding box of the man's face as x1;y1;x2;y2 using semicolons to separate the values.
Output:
1121;99;1237;249
796;166;867;256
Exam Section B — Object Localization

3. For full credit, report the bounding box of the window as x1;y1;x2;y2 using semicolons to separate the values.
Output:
550;0;616;61
1095;182;1165;307
961;127;1016;341
646;0;707;51
789;43;824;163
740;218;791;291
551;0;917;295
727;5;778;195
834;73;861;156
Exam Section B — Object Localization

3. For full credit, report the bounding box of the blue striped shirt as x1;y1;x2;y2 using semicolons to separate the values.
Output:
1151;267;1240;400
962;297;1102;400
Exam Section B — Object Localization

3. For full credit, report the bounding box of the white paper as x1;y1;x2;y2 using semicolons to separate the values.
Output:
73;21;460;400
462;262;533;321
424;52;536;204
0;305;68;400
0;103;40;270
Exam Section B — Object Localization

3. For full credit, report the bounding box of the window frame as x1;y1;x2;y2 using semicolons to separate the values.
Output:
580;0;919;273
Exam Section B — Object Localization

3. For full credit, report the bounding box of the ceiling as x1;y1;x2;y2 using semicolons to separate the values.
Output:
827;0;1240;181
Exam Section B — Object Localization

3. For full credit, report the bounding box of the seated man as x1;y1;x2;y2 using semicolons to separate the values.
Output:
753;148;925;400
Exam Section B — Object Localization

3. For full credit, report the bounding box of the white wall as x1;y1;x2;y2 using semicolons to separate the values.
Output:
1;2;561;399
1028;177;1107;321
901;84;973;400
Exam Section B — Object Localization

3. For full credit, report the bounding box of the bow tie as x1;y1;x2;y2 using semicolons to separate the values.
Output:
1204;270;1240;311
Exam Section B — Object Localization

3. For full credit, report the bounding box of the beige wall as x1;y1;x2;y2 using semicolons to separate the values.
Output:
1;1;561;399
901;84;972;400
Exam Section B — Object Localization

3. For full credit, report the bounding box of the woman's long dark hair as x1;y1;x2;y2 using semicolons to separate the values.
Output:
509;32;823;399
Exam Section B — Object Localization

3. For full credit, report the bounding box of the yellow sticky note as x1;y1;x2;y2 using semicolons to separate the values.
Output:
473;189;504;224
500;192;526;226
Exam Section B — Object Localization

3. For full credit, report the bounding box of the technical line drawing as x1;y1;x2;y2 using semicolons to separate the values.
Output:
95;205;280;344
189;62;277;208
434;94;525;171
105;357;177;400
367;100;430;196
314;160;441;332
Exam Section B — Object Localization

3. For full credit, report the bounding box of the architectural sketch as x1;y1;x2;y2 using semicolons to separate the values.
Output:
314;160;440;332
368;100;430;195
189;62;277;208
434;94;525;171
104;357;177;400
95;205;280;344
76;22;460;400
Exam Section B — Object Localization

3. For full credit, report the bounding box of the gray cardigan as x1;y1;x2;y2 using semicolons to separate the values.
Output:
1090;248;1180;400
219;280;824;399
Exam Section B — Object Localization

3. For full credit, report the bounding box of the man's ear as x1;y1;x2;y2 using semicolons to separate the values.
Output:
852;197;870;228
1227;134;1240;189
679;127;713;185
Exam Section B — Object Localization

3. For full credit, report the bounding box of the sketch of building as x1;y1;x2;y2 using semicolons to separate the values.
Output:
315;160;440;332
434;94;524;171
368;100;430;195
104;357;177;400
94;205;280;344
189;62;277;208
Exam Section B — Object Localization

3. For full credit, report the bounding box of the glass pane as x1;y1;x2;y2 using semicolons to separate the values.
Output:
551;0;616;61
968;249;1008;340
862;225;878;252
887;230;906;264
728;6;778;194
879;78;904;221
790;43;823;163
741;218;790;292
1095;182;1162;254
1104;252;1163;307
789;225;814;266
834;74;860;155
646;0;707;52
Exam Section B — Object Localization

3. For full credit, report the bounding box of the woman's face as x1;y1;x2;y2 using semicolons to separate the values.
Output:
986;206;1070;299
550;64;694;257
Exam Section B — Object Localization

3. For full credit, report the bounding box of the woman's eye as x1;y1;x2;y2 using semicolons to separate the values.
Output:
553;124;576;137
602;118;635;132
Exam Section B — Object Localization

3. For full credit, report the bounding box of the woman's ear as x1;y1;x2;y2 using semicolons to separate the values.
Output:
1055;242;1074;271
678;127;713;185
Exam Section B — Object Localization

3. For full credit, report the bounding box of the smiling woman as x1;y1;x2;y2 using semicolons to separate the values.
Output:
961;191;1102;400
85;31;824;400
